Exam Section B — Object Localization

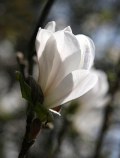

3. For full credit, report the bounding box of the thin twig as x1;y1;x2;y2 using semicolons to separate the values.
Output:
18;111;34;158
93;102;112;158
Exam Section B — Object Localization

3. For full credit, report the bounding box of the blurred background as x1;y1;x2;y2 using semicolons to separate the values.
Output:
0;0;120;158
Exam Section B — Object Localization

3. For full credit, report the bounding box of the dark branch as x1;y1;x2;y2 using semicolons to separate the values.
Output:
28;0;55;75
93;102;112;158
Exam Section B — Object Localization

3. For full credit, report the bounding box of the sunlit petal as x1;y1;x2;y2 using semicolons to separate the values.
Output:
36;28;52;59
64;26;72;33
38;35;58;93
76;34;95;69
44;70;98;108
44;21;56;32
44;31;81;93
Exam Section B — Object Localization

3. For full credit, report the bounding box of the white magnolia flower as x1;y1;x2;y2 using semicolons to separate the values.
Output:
73;70;109;137
79;69;109;108
36;21;97;109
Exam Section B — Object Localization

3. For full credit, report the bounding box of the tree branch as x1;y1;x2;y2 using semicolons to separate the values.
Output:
28;0;55;75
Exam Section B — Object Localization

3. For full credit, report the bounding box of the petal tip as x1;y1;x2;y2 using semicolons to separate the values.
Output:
45;21;56;32
64;26;72;33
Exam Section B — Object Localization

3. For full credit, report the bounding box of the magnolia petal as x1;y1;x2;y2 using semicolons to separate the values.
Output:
76;34;95;69
54;31;80;60
36;28;52;59
79;70;109;108
38;35;59;93
44;31;81;94
93;70;109;97
44;21;56;32
44;70;98;108
64;26;72;33
49;109;61;116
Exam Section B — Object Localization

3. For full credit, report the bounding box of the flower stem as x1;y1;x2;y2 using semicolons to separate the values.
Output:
18;112;34;158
